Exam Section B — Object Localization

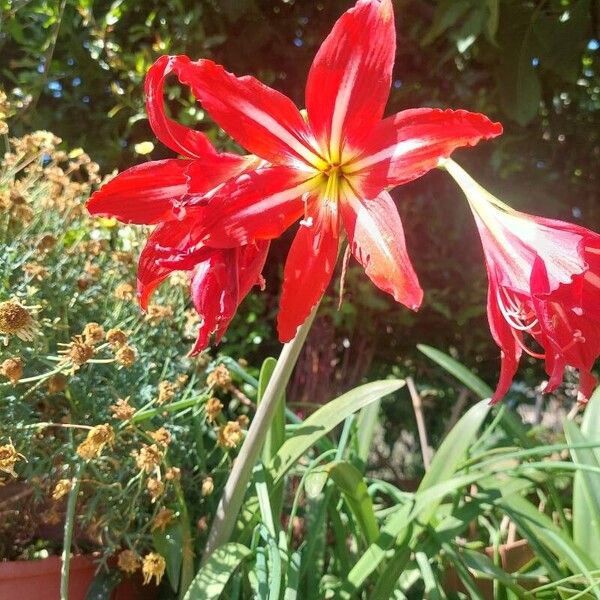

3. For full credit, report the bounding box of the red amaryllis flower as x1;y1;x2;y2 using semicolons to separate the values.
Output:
444;159;600;403
88;63;269;353
150;0;502;341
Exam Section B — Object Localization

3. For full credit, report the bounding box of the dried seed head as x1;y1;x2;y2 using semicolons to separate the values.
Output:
61;335;94;367
47;373;68;393
237;414;250;429
0;443;23;476
165;467;181;481
22;262;49;281
36;234;57;253
82;322;104;345
76;424;114;460
142;552;165;586
217;421;243;450
1;357;23;384
117;549;140;575
135;443;163;474
201;477;214;497
114;283;135;301
207;365;232;390
149;427;172;447
115;345;136;367
157;380;176;405
205;397;223;424
146;478;164;502
151;507;175;532
106;328;128;348
52;478;72;501
0;300;38;341
110;397;135;420
145;304;174;325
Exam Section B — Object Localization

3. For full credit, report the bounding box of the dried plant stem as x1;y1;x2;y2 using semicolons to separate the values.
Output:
203;307;318;560
406;376;431;469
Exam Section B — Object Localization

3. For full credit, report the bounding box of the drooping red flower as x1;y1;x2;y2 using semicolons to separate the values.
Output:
444;159;600;403
146;0;502;341
88;60;268;353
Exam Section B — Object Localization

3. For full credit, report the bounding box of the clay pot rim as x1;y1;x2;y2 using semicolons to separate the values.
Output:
0;554;96;578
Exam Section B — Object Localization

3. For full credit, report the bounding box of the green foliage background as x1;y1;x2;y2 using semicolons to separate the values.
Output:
1;0;599;448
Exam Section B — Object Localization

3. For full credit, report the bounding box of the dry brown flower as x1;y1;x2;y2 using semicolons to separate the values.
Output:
60;335;94;367
207;365;232;390
151;507;175;532
165;467;181;481
149;427;172;447
40;506;61;525
146;478;165;503
217;421;243;450
145;304;174;325
112;250;133;265
0;300;38;341
76;424;114;460
1;357;23;384
176;374;189;388
115;344;136;367
52;479;72;501
82;322;104;345
36;234;57;253
142;552;166;586
135;444;163;474
237;415;250;429
205;397;223;424
201;477;214;497
114;282;135;301
106;328;128;348
157;380;176;405
110;397;135;420
47;373;68;393
22;262;49;281
0;443;23;476
117;549;140;575
84;261;101;278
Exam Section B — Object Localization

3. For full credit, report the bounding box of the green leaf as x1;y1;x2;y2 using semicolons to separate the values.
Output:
327;461;379;545
485;0;500;42
417;344;492;399
258;357;285;463
565;418;600;560
84;569;122;600
461;548;529;595
415;551;446;600
268;380;404;484
183;543;252;600
355;398;381;466
153;522;183;592
421;0;472;46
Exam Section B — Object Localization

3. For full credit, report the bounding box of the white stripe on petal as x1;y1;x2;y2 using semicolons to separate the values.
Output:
345;138;426;173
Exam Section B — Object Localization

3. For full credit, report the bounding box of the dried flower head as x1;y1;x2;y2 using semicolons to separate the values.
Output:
114;283;135;301
106;328;128;348
217;421;243;450
142;552;166;586
157;380;176;405
201;477;214;497
1;357;23;384
82;322;104;345
115;344;136;367
145;304;174;325
41;506;61;525
47;373;68;393
52;479;72;501
197;516;209;532
112;250;133;264
237;414;250;429
0;443;23;476
60;335;94;367
110;397;135;420
0;300;38;341
84;261;101;279
151;507;175;532
146;478;165;502
205;397;223;424
176;374;189;388
135;443;163;474
76;424;114;460
22;262;49;281
149;427;172;447
165;467;181;481
36;234;57;253
207;365;232;390
117;549;140;575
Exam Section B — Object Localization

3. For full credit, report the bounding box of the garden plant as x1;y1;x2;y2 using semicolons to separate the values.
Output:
1;0;600;599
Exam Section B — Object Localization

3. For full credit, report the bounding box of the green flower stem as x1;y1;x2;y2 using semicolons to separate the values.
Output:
61;461;85;600
203;306;318;559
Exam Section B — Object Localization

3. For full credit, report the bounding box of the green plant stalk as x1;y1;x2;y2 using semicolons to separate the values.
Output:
61;461;85;600
203;306;318;560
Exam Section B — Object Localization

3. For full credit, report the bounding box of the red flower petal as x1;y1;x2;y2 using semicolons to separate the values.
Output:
340;187;423;310
306;0;396;163
278;200;339;342
348;109;503;197
199;166;322;247
171;57;323;167
87;159;190;224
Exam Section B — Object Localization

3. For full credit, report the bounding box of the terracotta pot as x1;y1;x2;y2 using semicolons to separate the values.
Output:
0;555;154;599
